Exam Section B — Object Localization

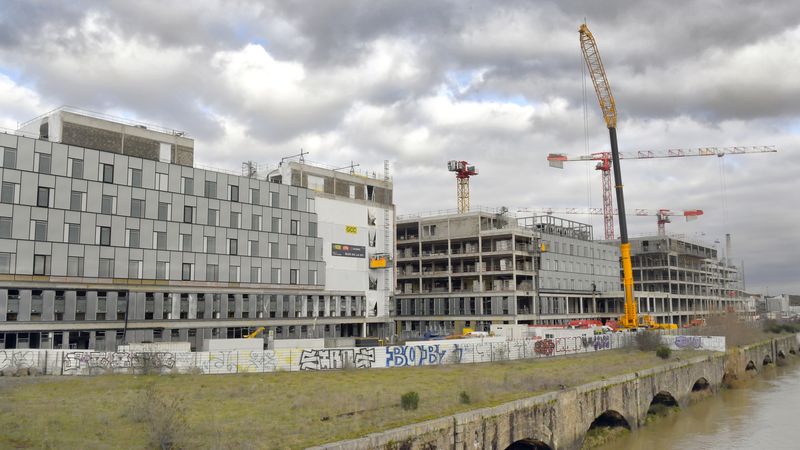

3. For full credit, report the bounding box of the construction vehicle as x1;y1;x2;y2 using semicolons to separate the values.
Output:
579;23;638;329
245;327;265;339
520;207;703;237
447;160;478;213
548;146;777;240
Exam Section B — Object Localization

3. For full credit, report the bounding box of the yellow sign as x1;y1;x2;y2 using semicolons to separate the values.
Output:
345;225;358;234
369;256;387;269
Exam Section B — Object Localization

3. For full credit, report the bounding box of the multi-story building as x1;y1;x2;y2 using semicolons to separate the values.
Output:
519;215;623;324
627;235;745;326
0;108;392;350
393;209;625;336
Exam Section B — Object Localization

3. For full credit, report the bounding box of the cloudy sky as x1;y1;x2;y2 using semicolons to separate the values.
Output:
0;1;797;294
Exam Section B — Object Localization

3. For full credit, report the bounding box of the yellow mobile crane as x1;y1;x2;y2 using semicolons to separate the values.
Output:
579;24;676;330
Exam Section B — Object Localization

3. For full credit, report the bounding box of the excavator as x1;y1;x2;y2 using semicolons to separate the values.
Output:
245;327;266;339
578;24;677;331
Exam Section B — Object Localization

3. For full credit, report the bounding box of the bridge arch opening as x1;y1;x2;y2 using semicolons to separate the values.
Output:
763;355;773;366
778;350;786;359
647;391;679;419
505;438;553;450
789;348;796;355
584;410;631;447
745;360;757;372
691;377;710;392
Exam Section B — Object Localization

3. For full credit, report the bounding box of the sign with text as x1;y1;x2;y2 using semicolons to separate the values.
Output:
345;225;358;234
332;243;365;258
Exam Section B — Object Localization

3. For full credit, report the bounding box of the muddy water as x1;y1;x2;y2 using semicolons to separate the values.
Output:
596;360;800;450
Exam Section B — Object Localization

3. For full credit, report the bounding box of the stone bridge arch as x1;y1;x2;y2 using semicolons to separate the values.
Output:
505;438;553;450
691;377;711;392
745;360;757;372
763;354;773;366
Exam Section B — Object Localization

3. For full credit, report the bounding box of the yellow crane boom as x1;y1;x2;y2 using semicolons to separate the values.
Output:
579;23;637;329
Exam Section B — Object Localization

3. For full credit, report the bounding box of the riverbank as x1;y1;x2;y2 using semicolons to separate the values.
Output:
0;349;703;449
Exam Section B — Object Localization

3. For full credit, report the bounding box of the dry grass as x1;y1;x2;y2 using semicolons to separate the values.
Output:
0;349;707;449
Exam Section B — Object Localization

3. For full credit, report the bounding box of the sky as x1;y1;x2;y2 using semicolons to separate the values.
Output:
0;1;797;294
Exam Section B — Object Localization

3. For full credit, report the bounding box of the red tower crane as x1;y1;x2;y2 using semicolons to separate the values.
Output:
547;146;777;239
519;207;703;237
447;160;478;213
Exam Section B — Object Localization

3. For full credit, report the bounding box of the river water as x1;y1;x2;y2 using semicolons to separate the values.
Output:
596;360;800;450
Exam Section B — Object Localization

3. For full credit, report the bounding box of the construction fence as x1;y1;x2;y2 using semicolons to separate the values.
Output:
0;333;723;376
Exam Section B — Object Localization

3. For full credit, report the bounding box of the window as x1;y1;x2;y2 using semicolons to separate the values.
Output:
159;143;171;163
204;236;216;253
228;238;238;255
131;198;144;218
129;168;143;187
37;187;50;208
206;264;219;281
271;191;280;207
36;153;51;174
156;261;169;280
250;188;260;204
33;254;50;275
69;191;83;211
306;245;315;260
67;223;80;243
271;268;281;283
250;267;261;283
230;212;240;228
309;270;318;285
207;208;218;226
271;217;281;233
127;229;140;248
98;258;113;277
33;220;47;241
1;182;16;204
67;256;84;277
290;269;299;285
0;217;11;238
288;243;297;259
290;220;299;235
290;194;298;209
101;195;115;214
0;252;11;273
229;265;240;282
309;222;317;236
157;173;168;191
98;226;111;246
269;242;279;258
204;180;216;198
2;148;16;168
69;158;83;178
102;164;114;183
251;214;261;231
229;185;239;202
183;206;193;223
182;263;193;281
182;177;193;195
154;231;167;250
181;234;192;251
158;202;170;221
249;240;258;256
128;260;142;279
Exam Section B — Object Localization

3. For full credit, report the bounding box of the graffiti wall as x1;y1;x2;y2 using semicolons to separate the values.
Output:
0;333;679;377
661;335;726;352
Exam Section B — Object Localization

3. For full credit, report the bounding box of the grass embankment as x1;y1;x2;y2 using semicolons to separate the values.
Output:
0;349;707;449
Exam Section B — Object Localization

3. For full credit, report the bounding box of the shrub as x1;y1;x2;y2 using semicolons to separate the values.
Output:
129;384;187;449
459;391;471;404
635;330;662;352
656;345;672;360
400;391;419;411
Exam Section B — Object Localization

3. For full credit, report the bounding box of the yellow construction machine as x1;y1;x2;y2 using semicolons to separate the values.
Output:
245;327;266;339
578;24;677;331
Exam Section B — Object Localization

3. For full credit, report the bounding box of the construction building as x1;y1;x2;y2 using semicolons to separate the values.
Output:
626;235;745;326
0;107;393;350
394;209;623;337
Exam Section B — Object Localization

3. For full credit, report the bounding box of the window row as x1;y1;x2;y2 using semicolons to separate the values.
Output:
0;253;315;284
2;147;302;208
